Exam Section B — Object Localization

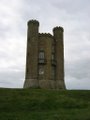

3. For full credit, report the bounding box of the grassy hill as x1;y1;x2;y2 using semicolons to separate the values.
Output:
0;88;90;120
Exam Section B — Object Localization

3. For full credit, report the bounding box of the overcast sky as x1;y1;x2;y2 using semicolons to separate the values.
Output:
0;0;90;89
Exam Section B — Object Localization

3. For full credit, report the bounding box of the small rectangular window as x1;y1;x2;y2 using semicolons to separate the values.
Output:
38;50;46;64
51;66;56;80
39;51;44;59
52;53;55;60
39;65;44;75
38;65;44;80
52;45;55;53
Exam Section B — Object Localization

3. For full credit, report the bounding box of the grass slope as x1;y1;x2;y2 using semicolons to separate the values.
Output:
0;88;90;120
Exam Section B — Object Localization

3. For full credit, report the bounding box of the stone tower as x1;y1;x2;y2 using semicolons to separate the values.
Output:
24;20;66;89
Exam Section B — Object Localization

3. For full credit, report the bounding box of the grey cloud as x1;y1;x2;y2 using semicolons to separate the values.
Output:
0;0;90;89
66;77;90;90
0;70;24;88
66;59;90;79
65;57;90;89
51;0;90;14
0;0;26;88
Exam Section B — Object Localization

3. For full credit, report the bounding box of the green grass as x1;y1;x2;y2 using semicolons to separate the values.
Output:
0;88;90;120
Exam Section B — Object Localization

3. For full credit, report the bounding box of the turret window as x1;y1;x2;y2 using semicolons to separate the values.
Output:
51;66;56;80
51;53;56;65
52;45;55;53
52;53;55;60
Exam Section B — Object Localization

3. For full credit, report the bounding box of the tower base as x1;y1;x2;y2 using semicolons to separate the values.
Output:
24;79;65;89
24;79;39;88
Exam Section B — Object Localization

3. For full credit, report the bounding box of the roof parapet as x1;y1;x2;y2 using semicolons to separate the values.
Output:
28;19;39;26
39;33;53;38
53;26;64;32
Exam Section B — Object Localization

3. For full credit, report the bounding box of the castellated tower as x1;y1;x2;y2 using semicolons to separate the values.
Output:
24;20;66;89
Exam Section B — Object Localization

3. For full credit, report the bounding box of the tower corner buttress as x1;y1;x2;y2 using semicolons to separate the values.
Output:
53;26;66;89
24;19;39;88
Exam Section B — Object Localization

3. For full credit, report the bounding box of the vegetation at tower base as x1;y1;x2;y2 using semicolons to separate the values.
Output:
0;88;90;120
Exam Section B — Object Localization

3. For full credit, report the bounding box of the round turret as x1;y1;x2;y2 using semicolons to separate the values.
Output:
28;20;39;26
27;19;39;38
53;26;64;40
53;26;64;33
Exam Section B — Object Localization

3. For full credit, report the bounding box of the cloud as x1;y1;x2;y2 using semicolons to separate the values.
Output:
0;0;90;89
0;0;26;88
0;70;24;88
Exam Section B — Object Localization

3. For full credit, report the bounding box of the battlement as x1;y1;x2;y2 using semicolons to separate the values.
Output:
28;19;39;26
39;33;53;38
53;26;64;32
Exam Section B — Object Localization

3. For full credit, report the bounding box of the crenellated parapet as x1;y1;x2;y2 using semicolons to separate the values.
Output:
53;26;64;32
28;19;39;26
39;33;53;38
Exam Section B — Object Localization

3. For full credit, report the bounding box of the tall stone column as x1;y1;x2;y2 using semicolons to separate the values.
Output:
53;27;66;89
24;20;39;88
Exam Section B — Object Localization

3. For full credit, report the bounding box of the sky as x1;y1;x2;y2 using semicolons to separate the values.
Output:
0;0;90;89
